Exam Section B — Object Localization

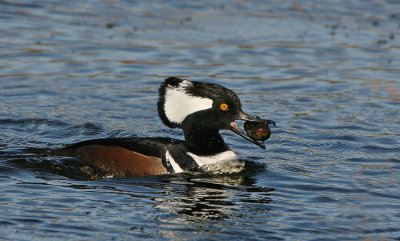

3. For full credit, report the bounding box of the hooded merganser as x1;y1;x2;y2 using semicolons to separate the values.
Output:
51;77;276;178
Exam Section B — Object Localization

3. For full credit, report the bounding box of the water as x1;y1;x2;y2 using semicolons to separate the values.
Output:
1;0;399;240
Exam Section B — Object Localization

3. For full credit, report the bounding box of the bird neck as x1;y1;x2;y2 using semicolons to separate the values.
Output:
182;125;229;156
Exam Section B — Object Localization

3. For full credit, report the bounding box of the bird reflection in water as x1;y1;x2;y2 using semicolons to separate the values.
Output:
153;171;274;221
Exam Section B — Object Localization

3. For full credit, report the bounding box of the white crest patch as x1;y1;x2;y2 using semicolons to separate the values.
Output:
165;151;183;173
187;150;237;167
164;80;213;125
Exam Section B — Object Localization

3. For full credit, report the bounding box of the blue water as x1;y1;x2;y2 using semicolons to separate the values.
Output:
1;0;400;240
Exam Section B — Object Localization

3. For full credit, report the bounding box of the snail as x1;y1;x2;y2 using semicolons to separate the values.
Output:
244;120;274;142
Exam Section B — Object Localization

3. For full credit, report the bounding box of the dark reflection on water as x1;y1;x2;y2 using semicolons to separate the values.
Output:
1;0;400;240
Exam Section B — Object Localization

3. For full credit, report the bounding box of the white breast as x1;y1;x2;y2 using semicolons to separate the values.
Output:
187;151;238;167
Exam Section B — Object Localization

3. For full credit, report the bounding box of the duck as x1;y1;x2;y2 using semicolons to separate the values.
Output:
51;77;275;178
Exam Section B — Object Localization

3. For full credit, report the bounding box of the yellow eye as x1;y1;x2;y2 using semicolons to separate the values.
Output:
220;103;229;111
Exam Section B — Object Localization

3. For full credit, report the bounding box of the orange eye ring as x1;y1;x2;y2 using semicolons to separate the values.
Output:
220;103;229;111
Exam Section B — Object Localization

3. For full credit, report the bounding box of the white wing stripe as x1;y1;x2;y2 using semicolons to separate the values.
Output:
165;151;183;173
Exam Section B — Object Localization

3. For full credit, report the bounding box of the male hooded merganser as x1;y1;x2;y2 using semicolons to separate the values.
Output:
51;77;275;178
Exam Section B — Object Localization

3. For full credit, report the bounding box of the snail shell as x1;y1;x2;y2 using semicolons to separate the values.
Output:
244;121;272;142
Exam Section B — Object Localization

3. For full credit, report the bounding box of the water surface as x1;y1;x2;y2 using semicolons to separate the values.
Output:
1;0;399;240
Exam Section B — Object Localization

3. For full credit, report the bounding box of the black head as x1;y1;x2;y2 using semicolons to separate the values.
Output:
157;77;275;149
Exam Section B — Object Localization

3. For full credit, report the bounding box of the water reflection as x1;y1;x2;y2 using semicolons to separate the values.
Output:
172;180;271;225
96;172;274;223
